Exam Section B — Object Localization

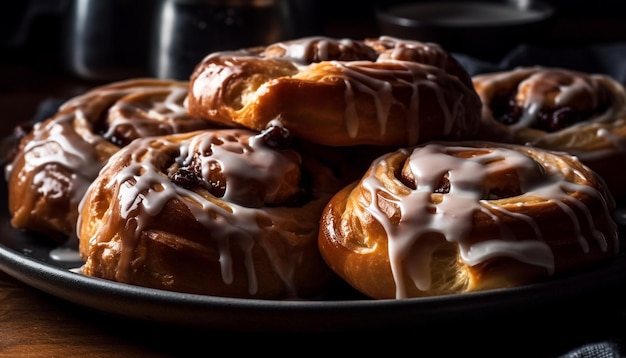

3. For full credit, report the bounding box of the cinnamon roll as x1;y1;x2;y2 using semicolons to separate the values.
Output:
318;142;619;299
6;78;216;240
472;66;626;199
77;125;342;299
187;36;482;147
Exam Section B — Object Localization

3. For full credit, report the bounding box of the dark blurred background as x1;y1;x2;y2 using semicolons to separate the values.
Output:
2;0;626;82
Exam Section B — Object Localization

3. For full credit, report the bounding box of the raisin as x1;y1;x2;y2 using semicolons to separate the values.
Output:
549;107;581;131
493;95;523;126
170;167;201;190
434;175;450;194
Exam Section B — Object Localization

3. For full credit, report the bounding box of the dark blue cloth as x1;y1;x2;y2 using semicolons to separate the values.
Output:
454;43;626;85
561;341;622;358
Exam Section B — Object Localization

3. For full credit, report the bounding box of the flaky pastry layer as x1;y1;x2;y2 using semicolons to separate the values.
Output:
187;36;482;147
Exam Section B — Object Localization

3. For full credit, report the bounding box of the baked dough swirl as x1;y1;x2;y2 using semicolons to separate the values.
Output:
187;36;482;147
77;126;341;299
318;142;618;299
7;78;216;240
473;66;626;199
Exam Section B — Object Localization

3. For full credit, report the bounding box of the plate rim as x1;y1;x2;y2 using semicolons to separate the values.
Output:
1;234;626;332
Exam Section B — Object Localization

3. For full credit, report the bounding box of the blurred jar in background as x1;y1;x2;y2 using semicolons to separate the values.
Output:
151;0;320;80
63;0;156;81
61;0;320;82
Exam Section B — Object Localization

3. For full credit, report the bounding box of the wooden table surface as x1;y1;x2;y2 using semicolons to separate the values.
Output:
3;55;626;357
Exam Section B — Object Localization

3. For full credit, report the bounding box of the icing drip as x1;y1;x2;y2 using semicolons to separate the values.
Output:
335;60;461;143
20;112;105;205
361;143;613;299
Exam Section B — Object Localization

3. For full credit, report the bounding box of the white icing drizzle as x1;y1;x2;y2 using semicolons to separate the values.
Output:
82;129;305;296
103;86;195;140
49;245;82;263
361;143;614;299
334;61;395;138
333;60;461;144
20;111;104;205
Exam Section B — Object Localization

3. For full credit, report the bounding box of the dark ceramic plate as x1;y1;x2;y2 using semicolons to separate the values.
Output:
1;172;626;333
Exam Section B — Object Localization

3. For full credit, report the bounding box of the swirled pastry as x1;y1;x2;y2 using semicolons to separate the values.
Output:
7;78;216;240
77;125;342;299
187;36;482;147
473;66;626;199
318;142;618;299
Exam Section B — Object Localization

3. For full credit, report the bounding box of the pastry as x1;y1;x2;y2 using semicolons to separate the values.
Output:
318;141;618;299
77;124;342;299
187;36;483;147
6;78;217;240
472;66;626;199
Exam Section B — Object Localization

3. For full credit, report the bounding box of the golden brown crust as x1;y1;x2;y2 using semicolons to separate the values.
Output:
78;127;342;299
363;36;474;88
7;78;216;240
318;141;618;299
472;66;626;199
187;36;482;147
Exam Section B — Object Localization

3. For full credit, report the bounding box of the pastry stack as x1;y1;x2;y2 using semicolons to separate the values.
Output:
5;36;622;300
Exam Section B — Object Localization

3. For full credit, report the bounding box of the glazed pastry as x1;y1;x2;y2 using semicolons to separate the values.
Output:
7;78;216;240
77;125;342;299
318;142;618;299
472;66;626;199
187;36;482;147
